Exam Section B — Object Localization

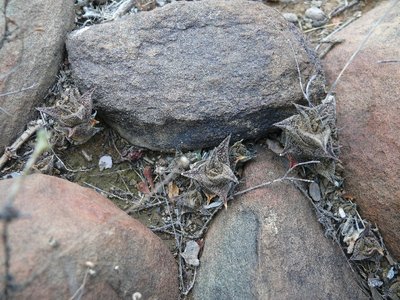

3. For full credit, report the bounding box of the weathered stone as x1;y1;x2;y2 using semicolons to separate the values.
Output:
192;146;367;299
66;0;325;152
323;1;400;259
0;174;179;299
283;12;298;23
0;0;75;153
305;7;327;27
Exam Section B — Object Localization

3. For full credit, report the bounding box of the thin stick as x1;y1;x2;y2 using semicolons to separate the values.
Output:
69;269;89;300
303;23;337;33
318;39;344;59
128;167;179;211
83;182;130;201
315;14;360;51
329;0;359;18
286;38;310;105
182;267;197;296
377;59;400;64
0;120;44;170
0;107;10;116
161;179;184;292
186;206;223;240
329;0;398;93
128;201;163;213
234;161;320;197
0;83;37;98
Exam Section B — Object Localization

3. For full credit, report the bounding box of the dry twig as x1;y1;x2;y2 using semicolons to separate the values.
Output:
0;119;44;171
234;161;319;197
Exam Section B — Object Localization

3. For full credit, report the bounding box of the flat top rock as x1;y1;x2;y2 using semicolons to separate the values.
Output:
67;0;324;151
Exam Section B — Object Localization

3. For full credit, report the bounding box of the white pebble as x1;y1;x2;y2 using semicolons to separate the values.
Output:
99;155;113;171
338;207;346;219
177;155;190;170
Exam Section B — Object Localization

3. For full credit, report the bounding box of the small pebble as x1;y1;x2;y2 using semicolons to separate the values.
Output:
283;13;298;23
305;7;326;22
177;155;190;170
338;207;346;219
181;240;200;266
99;155;113;171
311;0;323;7
308;182;321;202
156;0;166;6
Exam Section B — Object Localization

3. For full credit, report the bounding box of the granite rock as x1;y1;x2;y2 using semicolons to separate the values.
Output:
192;146;367;299
0;174;179;299
67;0;325;151
323;0;400;259
0;0;75;152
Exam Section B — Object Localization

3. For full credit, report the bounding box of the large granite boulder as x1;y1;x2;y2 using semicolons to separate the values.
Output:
66;0;325;151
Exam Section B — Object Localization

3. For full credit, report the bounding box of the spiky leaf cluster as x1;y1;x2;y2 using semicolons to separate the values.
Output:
274;95;338;161
37;88;102;145
181;135;239;208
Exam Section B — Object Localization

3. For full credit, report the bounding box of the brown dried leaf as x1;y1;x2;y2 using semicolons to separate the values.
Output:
168;181;180;200
143;166;154;190
137;181;150;195
204;192;217;205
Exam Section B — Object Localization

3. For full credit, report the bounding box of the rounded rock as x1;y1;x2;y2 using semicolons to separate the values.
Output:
305;7;327;21
0;174;179;299
283;12;298;23
67;0;325;151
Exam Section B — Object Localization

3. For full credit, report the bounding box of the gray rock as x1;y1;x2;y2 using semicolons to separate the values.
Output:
305;7;327;26
192;146;368;299
0;0;75;152
67;0;325;152
283;12;299;23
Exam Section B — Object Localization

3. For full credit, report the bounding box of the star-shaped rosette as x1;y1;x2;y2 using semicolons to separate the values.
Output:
37;88;102;145
274;95;338;161
37;88;95;127
181;135;239;208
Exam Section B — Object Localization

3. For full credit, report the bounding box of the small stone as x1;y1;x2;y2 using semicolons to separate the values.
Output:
176;155;190;170
99;154;113;171
283;12;298;23
305;7;327;26
309;181;321;201
181;240;201;266
338;207;346;218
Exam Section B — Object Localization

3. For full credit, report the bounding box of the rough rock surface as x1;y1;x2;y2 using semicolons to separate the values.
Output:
323;1;400;259
66;0;325;151
192;146;367;299
0;174;179;299
0;0;75;152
